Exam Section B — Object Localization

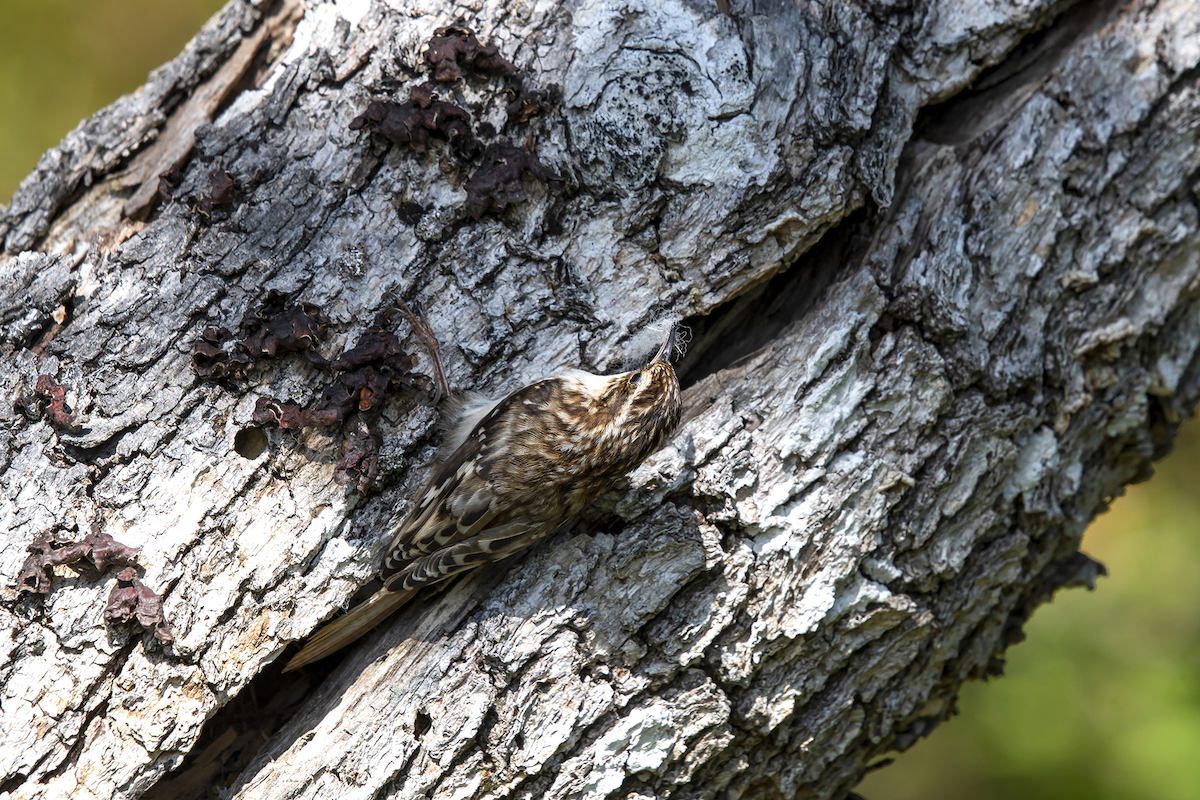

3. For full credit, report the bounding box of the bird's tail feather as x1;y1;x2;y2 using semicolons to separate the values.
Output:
283;587;417;672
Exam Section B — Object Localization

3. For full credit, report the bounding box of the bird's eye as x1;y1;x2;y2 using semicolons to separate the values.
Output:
629;372;642;387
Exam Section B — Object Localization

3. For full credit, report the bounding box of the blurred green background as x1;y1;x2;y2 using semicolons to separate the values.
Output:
860;418;1200;800
0;0;226;204
2;3;1198;799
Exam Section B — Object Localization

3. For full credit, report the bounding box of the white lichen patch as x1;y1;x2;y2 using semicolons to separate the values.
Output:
1003;426;1059;501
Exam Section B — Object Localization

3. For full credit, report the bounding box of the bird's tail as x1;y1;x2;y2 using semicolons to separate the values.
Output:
283;587;417;672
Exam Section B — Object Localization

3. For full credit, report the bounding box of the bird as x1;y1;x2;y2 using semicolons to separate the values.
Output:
283;324;683;671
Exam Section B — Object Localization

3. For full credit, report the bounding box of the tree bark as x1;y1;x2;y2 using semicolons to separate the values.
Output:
2;0;1199;798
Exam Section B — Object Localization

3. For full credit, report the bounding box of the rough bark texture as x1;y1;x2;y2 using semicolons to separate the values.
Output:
2;0;1199;799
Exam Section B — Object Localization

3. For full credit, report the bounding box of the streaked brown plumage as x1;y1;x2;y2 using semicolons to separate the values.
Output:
283;325;682;671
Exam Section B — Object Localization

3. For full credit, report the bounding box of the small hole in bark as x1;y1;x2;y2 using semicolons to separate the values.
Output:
395;201;425;226
233;427;268;459
414;709;432;738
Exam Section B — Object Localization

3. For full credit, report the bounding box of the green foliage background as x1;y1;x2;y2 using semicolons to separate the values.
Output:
2;3;1197;798
861;419;1200;800
0;0;225;204
864;419;1200;800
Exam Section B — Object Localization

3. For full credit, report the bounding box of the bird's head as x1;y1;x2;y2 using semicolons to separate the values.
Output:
558;325;683;468
621;323;682;431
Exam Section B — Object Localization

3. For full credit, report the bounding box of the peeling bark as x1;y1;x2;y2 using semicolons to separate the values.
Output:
2;0;1199;799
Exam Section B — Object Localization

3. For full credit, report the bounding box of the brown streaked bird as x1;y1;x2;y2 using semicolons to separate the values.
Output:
283;325;682;671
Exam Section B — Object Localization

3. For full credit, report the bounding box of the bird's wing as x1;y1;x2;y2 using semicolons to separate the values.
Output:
380;379;553;578
381;444;495;571
383;519;544;591
283;517;545;672
285;382;543;673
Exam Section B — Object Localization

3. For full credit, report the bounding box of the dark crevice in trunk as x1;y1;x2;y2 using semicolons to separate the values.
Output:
677;206;869;390
915;0;1125;147
141;653;340;800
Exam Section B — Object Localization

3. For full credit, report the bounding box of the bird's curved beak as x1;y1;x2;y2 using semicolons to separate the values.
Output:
652;324;677;363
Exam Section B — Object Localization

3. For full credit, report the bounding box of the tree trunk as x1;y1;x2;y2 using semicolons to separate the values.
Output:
2;0;1198;798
